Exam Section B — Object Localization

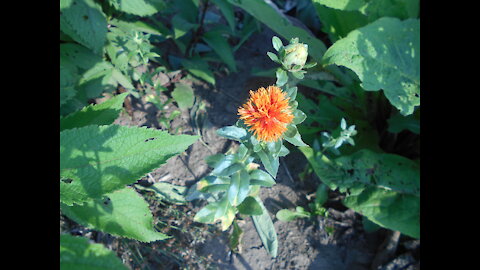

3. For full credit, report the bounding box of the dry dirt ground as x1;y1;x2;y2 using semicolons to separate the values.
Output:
60;26;420;270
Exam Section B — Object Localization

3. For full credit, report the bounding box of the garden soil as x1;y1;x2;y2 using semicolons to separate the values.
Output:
61;27;420;270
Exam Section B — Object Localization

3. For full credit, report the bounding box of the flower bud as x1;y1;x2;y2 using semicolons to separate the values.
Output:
283;43;308;69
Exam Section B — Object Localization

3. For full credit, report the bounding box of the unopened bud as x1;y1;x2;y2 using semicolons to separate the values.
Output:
283;43;308;69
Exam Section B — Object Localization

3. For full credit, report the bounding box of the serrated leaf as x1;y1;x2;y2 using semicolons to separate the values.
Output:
60;234;128;270
61;187;169;242
60;125;199;205
300;147;420;238
251;197;278;258
171;82;194;110
323;17;420;115
60;93;128;131
60;0;108;54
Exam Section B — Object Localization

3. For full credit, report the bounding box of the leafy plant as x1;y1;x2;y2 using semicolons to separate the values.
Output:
232;0;420;239
60;1;200;266
189;36;313;258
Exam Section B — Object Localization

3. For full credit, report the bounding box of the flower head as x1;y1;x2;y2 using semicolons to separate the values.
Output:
238;85;294;142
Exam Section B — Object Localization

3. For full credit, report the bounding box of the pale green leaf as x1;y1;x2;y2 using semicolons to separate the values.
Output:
251;197;278;258
171;82;194;110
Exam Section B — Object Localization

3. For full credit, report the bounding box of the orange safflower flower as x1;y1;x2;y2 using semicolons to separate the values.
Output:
238;85;294;142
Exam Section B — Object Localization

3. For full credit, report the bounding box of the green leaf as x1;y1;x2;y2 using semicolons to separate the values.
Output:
171;13;198;39
60;0;108;54
292;109;306;125
283;125;308;147
181;58;216;85
61;187;169;242
249;169;276;187
60;56;78;106
107;0;164;16
229;220;243;253
202;30;237;72
108;18;166;36
276;209;310;222
267;52;280;63
210;0;236;32
227;169;250;206
60;234;128;270
387;111;419;134
313;0;366;11
60;93;128;131
60;125;199;205
216;126;248;141
275;68;288;87
171;82;195;110
251;197;278;258
237;196;263;215
323;17;420;115
256;149;279;178
193;203;218;223
135;182;188;205
272;36;283;51
300;147;420;238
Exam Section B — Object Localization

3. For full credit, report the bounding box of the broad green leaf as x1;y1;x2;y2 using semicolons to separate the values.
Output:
193;203;218;223
214;196;236;230
323;17;420;116
60;93;128;131
227;169;250;206
216;126;248;141
256;149;279;178
61;187;169;242
196;175;231;193
300;147;419;238
292;109;306;125
202;30;237;72
60;125;199;205
60;0;108;54
171;82;194;110
313;0;419;20
107;0;164;16
60;234;128;270
237;196;263;215
251;197;278;258
276;68;288;87
135;182;188;205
